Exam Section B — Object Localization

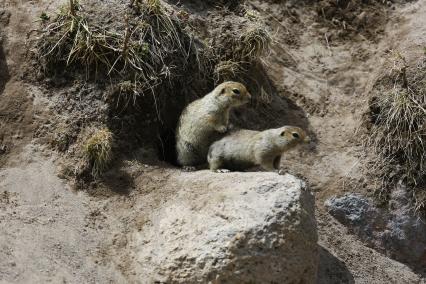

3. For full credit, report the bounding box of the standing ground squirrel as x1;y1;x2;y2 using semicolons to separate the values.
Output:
207;126;310;172
176;81;251;168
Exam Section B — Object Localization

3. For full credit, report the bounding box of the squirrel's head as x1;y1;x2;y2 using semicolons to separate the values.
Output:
274;126;310;151
214;81;251;107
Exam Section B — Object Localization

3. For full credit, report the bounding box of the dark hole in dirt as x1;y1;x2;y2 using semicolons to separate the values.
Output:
157;127;178;165
106;82;191;166
0;40;10;95
154;83;196;166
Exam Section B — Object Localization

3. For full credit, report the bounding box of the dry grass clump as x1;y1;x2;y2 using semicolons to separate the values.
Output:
239;26;271;61
366;51;426;210
369;87;425;174
83;128;113;177
37;0;194;105
146;0;162;13
213;60;245;83
218;25;271;64
211;24;271;83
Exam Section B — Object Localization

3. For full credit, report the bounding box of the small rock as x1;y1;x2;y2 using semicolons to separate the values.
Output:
325;185;426;272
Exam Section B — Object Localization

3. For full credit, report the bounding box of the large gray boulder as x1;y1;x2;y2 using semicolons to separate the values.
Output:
132;172;318;283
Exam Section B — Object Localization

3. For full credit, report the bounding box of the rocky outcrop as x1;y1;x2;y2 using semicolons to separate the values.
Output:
325;184;426;273
132;172;318;283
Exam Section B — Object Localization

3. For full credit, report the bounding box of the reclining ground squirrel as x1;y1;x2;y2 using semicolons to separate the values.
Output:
207;126;310;172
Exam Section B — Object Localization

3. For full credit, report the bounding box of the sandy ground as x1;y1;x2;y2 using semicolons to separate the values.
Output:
0;145;127;283
0;0;426;283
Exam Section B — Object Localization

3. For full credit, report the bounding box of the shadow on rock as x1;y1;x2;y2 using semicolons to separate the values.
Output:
317;246;355;284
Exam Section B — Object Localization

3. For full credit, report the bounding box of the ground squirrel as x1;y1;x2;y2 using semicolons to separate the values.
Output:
176;81;251;168
207;126;310;172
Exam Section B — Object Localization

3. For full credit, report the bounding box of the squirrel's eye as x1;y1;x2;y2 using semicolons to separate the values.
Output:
292;132;300;139
232;88;241;95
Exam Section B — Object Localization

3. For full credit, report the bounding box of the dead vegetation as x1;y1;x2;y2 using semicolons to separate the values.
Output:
239;26;271;61
83;127;114;177
212;24;271;82
37;0;197;105
366;51;426;212
213;60;245;83
36;0;272;104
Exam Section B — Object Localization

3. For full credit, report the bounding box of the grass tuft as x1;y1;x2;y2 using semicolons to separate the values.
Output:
209;24;271;83
239;26;271;61
366;51;426;211
83;128;113;177
37;0;195;106
368;87;425;182
213;60;244;83
146;0;162;14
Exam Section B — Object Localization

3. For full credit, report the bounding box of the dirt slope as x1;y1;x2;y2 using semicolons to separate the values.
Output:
0;0;425;283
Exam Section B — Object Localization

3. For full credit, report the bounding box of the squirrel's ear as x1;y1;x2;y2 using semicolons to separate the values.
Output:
280;131;286;136
220;88;226;95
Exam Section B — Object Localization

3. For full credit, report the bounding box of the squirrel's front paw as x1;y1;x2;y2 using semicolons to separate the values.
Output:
182;166;197;172
216;125;228;133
